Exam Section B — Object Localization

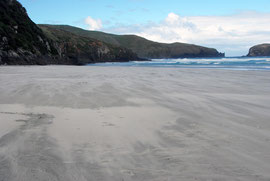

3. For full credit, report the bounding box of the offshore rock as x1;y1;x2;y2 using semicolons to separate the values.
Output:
247;44;270;57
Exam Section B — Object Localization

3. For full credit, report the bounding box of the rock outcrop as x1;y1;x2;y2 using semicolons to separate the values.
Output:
0;0;57;64
247;44;270;57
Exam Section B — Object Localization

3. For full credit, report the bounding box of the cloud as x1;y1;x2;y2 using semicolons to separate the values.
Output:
103;11;270;56
85;16;102;30
165;13;180;24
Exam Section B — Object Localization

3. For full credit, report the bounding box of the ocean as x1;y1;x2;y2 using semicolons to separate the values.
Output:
89;57;270;70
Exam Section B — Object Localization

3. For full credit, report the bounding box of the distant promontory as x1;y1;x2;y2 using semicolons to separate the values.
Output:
247;44;270;57
42;25;225;59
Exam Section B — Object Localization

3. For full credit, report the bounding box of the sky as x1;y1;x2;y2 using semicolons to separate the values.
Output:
18;0;270;56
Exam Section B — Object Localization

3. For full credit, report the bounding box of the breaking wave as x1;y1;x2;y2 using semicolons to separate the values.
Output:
89;57;270;70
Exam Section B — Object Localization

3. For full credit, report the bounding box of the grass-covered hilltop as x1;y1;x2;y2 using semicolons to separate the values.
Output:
0;0;224;65
42;25;225;59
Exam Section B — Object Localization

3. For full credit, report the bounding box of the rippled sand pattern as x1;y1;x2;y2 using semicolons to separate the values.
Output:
0;66;270;181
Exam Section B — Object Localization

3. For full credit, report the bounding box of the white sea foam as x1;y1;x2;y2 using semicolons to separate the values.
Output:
90;57;270;70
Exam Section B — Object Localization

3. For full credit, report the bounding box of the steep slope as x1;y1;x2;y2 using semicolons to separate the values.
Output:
247;44;270;57
0;0;58;64
0;0;140;65
43;25;225;59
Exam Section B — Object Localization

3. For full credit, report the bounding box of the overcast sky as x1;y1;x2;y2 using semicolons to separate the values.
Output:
18;0;270;56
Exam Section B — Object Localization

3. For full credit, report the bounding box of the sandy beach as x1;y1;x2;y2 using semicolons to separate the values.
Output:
0;66;270;181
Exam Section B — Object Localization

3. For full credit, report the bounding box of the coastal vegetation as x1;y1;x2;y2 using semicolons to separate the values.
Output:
43;25;225;59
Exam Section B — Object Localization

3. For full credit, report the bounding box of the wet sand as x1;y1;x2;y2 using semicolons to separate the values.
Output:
0;66;270;181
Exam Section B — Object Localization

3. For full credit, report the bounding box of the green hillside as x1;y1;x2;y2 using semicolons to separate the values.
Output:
40;25;139;65
41;25;225;59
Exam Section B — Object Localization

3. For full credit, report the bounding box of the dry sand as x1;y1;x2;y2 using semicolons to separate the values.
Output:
0;66;270;181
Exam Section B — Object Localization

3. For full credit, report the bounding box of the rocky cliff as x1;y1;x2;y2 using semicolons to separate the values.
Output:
247;44;270;57
0;0;140;65
0;0;57;64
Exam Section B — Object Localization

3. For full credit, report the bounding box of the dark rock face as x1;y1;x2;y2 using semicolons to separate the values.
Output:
0;0;140;65
247;44;270;57
0;0;57;64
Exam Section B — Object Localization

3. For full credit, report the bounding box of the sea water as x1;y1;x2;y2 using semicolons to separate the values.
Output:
89;57;270;70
